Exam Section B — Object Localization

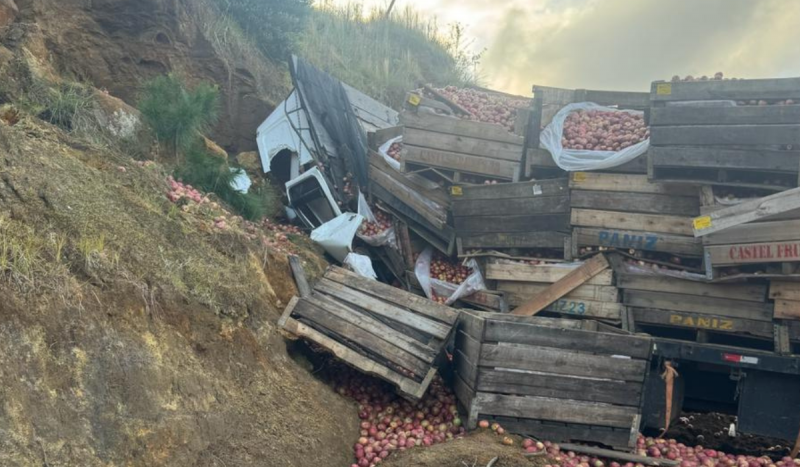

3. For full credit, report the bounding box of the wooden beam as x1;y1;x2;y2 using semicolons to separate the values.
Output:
288;255;312;298
559;443;679;467
511;254;610;316
693;186;800;237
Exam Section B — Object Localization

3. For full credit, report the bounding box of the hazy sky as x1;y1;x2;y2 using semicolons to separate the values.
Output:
331;0;800;96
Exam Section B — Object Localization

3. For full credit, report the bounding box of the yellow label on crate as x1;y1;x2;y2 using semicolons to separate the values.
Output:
450;186;463;196
656;83;673;95
407;93;421;106
693;216;713;230
572;172;589;182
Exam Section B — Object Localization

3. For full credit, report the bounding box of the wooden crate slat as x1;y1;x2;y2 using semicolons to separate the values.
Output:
617;274;767;303
401;111;524;144
486;263;614;285
497;281;619;302
459;231;569;250
458;311;486;341
315;279;452;339
483;321;650;359
293;299;431;377
473;392;639;429
692;186;800;237
403;146;519;180
623;290;773;322
630;308;774;338
454;348;478;393
774;300;800;321
452;178;568;201
404;127;524;162
770;281;800;301
706;240;800;266
483;416;632;450
454;213;570;234
573;227;703;256
651;124;800;147
453;371;476;419
704;219;800;246
649;146;800;172
504;295;624;321
370;158;449;229
571;190;700;217
323;267;459;324
650;78;800;102
456;330;481;367
568;172;698;196
478;369;641;407
480;343;648;382
651;104;800;126
572;209;694;236
475;312;592;329
452;196;569;217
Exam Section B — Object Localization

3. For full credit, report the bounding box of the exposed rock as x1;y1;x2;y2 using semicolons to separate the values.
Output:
0;0;18;29
236;150;261;172
204;136;228;160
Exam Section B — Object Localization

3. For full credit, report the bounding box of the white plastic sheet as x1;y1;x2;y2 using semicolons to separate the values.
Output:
356;192;397;248
310;212;364;263
377;136;402;171
414;247;486;306
540;102;649;172
344;253;378;280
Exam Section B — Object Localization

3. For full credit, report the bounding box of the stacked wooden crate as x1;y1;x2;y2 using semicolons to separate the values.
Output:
400;111;525;183
485;261;624;324
279;266;459;400
525;85;651;179
569;172;703;259
648;77;800;190
450;178;571;258
454;311;652;449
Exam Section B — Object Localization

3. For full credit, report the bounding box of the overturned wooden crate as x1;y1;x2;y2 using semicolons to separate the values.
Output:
525;85;651;179
454;312;652;449
451;178;571;258
485;261;623;324
569;172;703;259
649;77;800;190
401;111;525;183
279;266;459;400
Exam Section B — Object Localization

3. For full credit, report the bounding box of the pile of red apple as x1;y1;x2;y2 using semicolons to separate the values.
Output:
359;209;393;237
434;86;529;133
386;142;402;162
429;254;472;285
562;109;649;151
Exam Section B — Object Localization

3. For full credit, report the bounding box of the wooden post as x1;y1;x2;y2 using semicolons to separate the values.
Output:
288;255;312;298
511;254;610;316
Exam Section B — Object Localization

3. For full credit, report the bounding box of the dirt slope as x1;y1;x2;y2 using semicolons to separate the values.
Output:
0;115;356;466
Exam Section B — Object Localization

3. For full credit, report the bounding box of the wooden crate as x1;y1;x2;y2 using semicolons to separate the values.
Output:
279;266;459;400
450;178;571;258
525;86;650;178
569;172;703;258
454;311;652;449
400;111;525;183
485;261;623;323
649;78;800;190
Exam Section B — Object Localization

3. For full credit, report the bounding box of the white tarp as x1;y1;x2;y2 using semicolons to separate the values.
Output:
310;212;364;263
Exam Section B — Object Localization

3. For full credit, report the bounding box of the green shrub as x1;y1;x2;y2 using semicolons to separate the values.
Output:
138;74;219;155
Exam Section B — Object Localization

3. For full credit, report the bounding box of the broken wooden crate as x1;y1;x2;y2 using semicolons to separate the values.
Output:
454;312;652;449
649;77;800;190
279;266;459;400
485;260;623;324
769;282;800;354
400;111;525;183
450;178;571;258
569;172;703;258
525;85;651;179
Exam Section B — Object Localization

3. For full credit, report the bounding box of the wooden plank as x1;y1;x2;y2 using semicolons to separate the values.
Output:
314;280;452;339
774;301;800;321
510;254;610;316
560;443;679;467
404;127;523;162
293;299;431;377
459;231;569;250
650;104;800;126
452;196;569;217
458;311;486;341
770;281;800;301
571;190;699;217
704;219;800;246
486;263;614;285
453;372;476;424
401;110;524;144
572;209;694;237
403;146;519;180
370;162;449;230
282;317;425;399
497;281;619;302
630;308;774;338
706;241;800;266
482;320;650;358
568;172;698;196
617;274;767;302
323;267;459;324
623;290;773;321
483;313;591;330
288;255;311;298
650;78;800;102
278;296;301;329
651;124;800;147
574;227;703;256
507;296;624;321
453;178;568;201
306;293;438;362
454;348;478;391
489;416;632;450
454;214;570;234
473;392;639;428
649;146;800;172
478;369;641;407
459;290;508;313
693;186;800;237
